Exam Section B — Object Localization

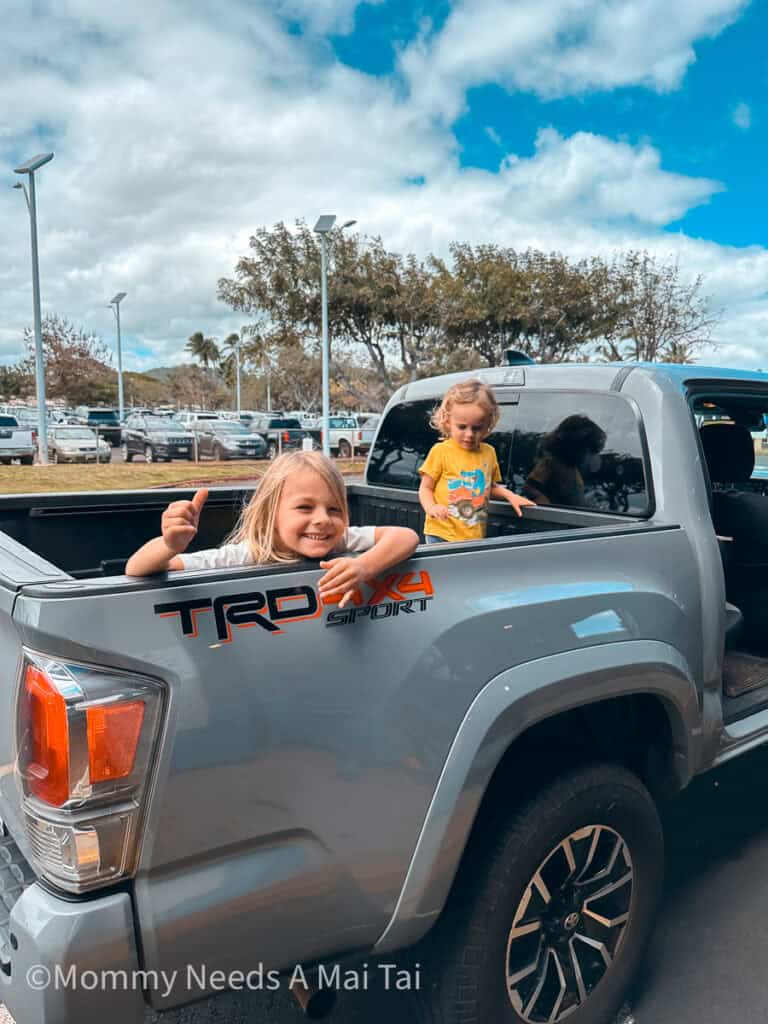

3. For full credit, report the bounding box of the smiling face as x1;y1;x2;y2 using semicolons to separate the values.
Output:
275;468;347;559
447;402;492;451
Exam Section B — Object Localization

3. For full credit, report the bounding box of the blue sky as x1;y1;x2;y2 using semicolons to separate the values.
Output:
332;0;766;247
1;0;767;370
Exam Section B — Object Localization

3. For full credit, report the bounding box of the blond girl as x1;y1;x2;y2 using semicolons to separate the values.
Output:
126;450;419;607
418;378;534;543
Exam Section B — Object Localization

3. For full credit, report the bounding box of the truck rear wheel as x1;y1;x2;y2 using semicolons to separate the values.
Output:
338;439;352;458
417;764;663;1024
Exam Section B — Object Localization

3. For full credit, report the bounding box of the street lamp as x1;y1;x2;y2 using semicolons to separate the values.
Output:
313;215;357;457
235;339;241;415
108;292;127;422
14;152;54;464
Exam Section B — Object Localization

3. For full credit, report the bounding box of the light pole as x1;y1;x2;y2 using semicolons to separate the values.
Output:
108;292;127;423
235;339;241;415
313;215;356;457
14;152;54;464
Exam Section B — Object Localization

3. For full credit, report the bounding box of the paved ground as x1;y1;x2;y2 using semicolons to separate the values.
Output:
3;747;768;1024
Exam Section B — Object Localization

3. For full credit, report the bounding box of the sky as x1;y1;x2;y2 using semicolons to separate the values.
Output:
1;0;767;373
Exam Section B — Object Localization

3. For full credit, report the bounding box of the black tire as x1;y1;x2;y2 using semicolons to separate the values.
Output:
338;439;352;459
267;441;278;460
417;763;663;1024
121;442;132;463
213;445;225;462
144;444;154;464
20;455;34;466
52;451;59;465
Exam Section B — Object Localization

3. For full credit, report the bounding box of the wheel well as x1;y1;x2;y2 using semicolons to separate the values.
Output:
478;694;678;823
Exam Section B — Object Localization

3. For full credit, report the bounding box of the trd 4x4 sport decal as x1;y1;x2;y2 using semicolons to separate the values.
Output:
154;571;434;644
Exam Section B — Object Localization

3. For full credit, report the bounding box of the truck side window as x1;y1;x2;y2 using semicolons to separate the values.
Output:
512;392;649;515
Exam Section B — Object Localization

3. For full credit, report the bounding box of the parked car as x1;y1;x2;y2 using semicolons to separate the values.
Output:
192;420;267;460
0;414;35;464
121;414;195;463
285;409;319;429
47;426;111;464
306;415;377;457
73;407;122;446
6;362;768;1024
249;414;313;459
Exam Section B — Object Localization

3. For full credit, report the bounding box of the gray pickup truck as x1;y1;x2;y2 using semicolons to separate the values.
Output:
1;361;768;1024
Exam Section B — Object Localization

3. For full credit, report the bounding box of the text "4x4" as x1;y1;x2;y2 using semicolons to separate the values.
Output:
154;571;434;643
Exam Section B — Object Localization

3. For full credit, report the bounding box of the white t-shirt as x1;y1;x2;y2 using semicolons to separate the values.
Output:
179;525;377;571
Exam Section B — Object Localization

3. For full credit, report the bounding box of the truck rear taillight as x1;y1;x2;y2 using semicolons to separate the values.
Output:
283;430;290;443
357;430;362;441
22;664;70;806
15;651;165;893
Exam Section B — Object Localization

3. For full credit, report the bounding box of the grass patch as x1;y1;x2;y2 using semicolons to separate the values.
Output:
0;460;366;494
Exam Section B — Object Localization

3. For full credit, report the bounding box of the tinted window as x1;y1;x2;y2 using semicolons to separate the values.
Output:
0;416;19;427
211;422;249;434
269;418;301;429
512;392;649;515
367;400;516;489
368;391;649;515
87;410;119;424
53;428;94;439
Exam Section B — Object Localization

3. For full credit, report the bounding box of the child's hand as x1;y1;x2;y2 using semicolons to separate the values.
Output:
429;503;451;520
161;488;208;554
507;493;536;517
318;557;369;608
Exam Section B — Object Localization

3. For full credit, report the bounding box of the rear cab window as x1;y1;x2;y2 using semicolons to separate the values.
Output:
368;390;651;516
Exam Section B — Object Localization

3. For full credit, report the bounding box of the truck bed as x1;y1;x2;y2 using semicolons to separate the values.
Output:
0;484;652;580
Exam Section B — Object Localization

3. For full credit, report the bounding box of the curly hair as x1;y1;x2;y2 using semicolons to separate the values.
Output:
540;415;607;465
430;378;500;438
227;450;349;564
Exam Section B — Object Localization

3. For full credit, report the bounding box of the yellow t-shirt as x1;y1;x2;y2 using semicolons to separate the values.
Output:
419;439;501;542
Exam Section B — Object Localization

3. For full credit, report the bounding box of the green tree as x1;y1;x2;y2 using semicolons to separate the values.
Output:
19;315;116;405
595;251;719;363
185;331;220;370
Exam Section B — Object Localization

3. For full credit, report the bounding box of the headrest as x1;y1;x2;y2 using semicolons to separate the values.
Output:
699;422;755;483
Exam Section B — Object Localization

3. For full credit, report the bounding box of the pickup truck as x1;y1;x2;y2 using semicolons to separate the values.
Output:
1;361;768;1024
249;414;314;458
0;415;35;465
307;415;377;457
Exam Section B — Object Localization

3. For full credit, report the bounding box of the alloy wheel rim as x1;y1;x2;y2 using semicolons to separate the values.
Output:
505;824;633;1023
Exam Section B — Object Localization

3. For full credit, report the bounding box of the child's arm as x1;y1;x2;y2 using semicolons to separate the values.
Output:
491;483;536;517
318;526;419;607
418;473;450;520
125;489;208;576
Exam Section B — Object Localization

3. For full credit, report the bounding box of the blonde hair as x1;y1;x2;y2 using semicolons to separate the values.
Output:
228;450;349;564
430;378;500;438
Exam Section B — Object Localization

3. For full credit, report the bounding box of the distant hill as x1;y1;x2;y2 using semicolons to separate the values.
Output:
142;365;194;382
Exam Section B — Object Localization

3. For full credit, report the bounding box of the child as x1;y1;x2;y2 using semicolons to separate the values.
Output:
126;450;419;608
418;378;534;543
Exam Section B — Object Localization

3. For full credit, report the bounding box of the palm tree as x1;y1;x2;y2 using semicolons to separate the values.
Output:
186;332;221;407
216;333;242;406
185;332;220;371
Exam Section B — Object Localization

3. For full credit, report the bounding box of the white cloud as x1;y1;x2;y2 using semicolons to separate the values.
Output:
732;101;752;130
400;0;749;120
1;0;766;378
276;0;384;35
